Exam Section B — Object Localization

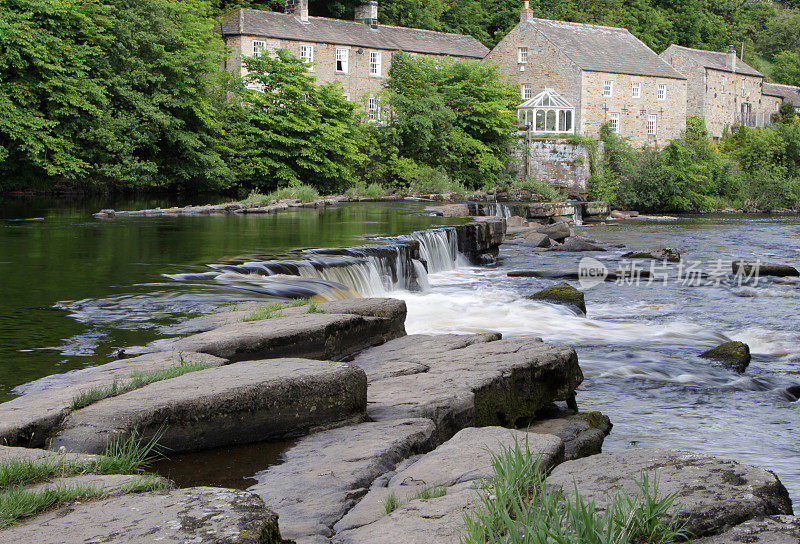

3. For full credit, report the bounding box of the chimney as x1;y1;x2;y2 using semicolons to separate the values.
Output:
521;0;534;22
355;1;379;29
726;45;737;72
285;0;309;22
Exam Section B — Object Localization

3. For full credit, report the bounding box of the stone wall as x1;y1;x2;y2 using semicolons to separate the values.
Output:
659;47;708;119
509;135;600;197
580;70;687;148
704;69;772;138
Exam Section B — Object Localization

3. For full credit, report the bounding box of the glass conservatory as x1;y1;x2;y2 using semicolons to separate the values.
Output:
516;88;575;134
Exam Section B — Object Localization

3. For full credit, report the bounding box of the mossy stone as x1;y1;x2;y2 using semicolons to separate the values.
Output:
700;341;751;373
528;283;586;315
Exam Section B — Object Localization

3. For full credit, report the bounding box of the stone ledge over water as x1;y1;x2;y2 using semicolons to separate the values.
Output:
49;358;367;455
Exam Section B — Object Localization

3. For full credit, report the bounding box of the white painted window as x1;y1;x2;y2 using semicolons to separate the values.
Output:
657;83;666;100
648;114;657;135
368;96;380;120
300;45;314;64
521;84;533;100
369;52;382;76
631;82;641;98
336;48;349;73
741;82;746;97
609;112;620;133
518;47;528;64
253;40;266;57
721;75;726;92
603;80;613;97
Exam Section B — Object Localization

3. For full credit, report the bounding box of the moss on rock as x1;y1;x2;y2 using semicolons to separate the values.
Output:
528;283;586;315
700;341;751;373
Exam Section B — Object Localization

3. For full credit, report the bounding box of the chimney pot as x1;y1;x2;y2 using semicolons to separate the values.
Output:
726;45;737;72
521;0;534;22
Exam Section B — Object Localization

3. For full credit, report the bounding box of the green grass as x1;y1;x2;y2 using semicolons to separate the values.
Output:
461;437;689;544
364;183;386;199
306;301;326;314
242;302;285;322
239;190;270;205
0;432;167;527
266;185;320;204
71;355;211;410
512;177;566;202
382;485;447;517
383;491;401;515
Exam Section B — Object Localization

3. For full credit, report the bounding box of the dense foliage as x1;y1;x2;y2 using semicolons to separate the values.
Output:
591;115;800;212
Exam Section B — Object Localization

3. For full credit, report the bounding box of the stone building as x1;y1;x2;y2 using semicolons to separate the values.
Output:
484;2;687;148
218;1;487;118
659;45;779;138
763;83;800;115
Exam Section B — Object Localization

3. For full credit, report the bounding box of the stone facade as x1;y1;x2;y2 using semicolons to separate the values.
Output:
660;45;780;139
485;7;687;148
510;136;598;196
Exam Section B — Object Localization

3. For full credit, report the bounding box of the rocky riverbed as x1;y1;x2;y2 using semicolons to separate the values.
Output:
1;209;799;542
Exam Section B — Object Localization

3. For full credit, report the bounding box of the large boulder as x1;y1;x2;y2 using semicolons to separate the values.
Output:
700;341;751;373
546;449;793;539
623;244;681;262
528;283;587;315
527;408;612;460
0;487;282;544
0;351;226;447
248;418;436;543
50;359;367;454
334;428;563;536
696;515;800;544
733;260;799;278
353;334;584;442
534;222;572;242
555;237;606;252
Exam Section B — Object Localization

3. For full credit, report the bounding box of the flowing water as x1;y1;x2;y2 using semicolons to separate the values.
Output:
1;198;798;507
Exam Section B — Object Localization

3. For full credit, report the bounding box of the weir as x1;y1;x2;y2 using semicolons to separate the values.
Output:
166;219;504;300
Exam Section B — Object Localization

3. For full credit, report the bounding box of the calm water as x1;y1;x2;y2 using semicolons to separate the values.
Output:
0;197;463;401
2;199;799;509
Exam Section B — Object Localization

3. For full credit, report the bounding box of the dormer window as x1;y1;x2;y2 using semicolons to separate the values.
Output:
518;47;528;64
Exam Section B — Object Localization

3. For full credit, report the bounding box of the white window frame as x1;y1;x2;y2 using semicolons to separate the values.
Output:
335;48;349;74
518;47;528;64
741;82;746;97
603;80;613;97
609;112;620;133
648;114;657;136
721;75;726;92
521;83;533;100
367;96;380;120
300;45;314;66
369;51;382;77
631;82;641;99
253;40;266;57
657;83;666;101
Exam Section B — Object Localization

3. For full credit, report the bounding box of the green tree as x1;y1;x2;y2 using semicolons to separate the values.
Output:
773;50;800;86
228;50;363;192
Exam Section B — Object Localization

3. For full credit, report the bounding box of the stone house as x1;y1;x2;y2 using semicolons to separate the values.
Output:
659;45;779;138
218;1;488;119
484;2;687;148
763;83;800;115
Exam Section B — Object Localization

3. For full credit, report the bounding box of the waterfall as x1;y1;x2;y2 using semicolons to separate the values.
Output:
165;225;468;301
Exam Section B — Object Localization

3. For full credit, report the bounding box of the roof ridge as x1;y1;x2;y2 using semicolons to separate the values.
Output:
530;17;629;33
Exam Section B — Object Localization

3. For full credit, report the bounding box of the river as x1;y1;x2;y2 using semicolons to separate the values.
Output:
1;199;798;509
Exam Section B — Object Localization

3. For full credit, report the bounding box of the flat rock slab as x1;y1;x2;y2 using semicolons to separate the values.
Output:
335;427;563;533
0;486;282;543
167;297;406;336
249;418;436;543
0;445;98;464
50;359;367;454
527;410;612;461
547;449;793;539
356;334;583;441
696;515;800;544
23;473;172;497
0;351;225;447
127;312;403;362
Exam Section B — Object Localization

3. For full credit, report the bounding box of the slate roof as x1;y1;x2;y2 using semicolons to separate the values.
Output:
523;18;685;80
763;82;800;105
662;45;762;77
220;8;488;59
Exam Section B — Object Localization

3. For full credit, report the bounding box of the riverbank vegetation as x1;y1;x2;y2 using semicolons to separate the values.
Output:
461;438;688;544
590;113;800;212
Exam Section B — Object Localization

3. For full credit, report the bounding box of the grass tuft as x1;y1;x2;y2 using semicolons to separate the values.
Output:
460;436;689;544
383;491;401;515
364;183;386;199
0;484;99;529
306;301;326;314
242;302;285;322
408;485;446;501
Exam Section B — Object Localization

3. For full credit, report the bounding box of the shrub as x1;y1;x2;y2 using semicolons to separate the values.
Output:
364;183;386;199
408;166;467;197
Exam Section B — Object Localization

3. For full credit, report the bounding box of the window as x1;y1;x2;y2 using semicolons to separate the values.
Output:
648;114;657;135
518;47;528;64
721;75;726;92
521;84;533;100
609;112;620;133
336;48;349;73
741;82;746;97
253;40;266;57
369;52;382;76
603;80;613;97
368;96;380;120
516;88;574;134
300;45;314;65
657;84;666;100
631;82;641;99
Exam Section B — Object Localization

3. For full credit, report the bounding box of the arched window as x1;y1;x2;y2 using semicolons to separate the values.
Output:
516;88;575;134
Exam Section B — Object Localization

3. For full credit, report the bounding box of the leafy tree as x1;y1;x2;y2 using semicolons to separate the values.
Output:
228;50;363;193
773;50;800;87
